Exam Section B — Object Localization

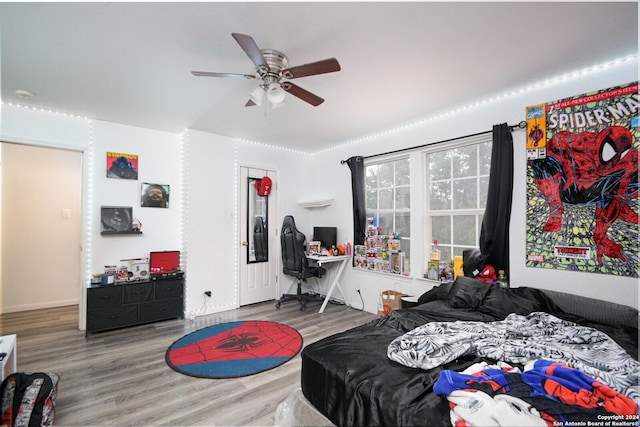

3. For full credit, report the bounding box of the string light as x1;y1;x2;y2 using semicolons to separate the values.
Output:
179;130;189;316
232;142;239;308
234;137;312;156
84;121;95;288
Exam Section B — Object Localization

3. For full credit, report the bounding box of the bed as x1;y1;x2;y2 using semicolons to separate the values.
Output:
295;277;639;426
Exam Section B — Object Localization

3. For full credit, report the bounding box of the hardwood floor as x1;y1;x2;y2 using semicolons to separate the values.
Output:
1;300;377;426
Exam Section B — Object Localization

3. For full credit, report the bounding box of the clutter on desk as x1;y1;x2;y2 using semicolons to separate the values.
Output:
307;241;321;254
307;241;350;257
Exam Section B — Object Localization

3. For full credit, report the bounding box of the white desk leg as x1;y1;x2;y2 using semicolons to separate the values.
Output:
319;259;350;313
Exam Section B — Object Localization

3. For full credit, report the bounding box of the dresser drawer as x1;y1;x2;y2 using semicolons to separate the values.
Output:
87;286;122;309
124;282;153;304
87;305;138;332
154;280;183;300
139;298;183;323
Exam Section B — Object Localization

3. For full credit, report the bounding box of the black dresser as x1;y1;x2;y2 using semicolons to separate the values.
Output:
86;274;184;335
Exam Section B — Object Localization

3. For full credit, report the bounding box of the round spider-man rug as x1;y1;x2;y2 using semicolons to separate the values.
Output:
165;320;303;378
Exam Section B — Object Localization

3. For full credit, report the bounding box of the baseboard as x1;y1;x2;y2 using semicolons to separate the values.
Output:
2;298;79;314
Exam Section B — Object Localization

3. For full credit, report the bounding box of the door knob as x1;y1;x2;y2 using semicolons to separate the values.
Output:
241;241;249;246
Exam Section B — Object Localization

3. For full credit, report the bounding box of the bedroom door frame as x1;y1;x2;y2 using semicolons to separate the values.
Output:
238;165;278;306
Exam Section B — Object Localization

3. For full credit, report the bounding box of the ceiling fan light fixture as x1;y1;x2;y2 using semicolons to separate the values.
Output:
248;87;264;107
266;82;286;104
271;100;287;110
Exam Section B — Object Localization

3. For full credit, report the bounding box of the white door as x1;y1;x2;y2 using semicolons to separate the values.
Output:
239;166;278;305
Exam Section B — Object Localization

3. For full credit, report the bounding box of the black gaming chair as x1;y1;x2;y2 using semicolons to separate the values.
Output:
276;215;326;311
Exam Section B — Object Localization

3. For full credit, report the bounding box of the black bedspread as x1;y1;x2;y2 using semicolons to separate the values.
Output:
300;281;639;427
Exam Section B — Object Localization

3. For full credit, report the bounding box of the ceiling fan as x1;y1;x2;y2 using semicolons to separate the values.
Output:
191;33;341;107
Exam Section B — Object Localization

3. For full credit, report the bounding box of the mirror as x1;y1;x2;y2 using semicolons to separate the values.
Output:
247;177;268;263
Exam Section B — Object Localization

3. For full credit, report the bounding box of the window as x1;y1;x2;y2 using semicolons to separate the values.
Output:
363;157;410;274
426;137;492;275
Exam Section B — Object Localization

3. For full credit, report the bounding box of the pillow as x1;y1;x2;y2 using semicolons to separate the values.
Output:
446;276;492;310
417;282;453;305
478;287;550;319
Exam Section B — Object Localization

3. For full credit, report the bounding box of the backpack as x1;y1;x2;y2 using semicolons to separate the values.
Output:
0;372;59;427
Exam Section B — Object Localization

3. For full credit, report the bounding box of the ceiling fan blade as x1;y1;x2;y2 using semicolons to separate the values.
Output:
231;33;268;70
245;99;257;107
281;82;324;106
191;71;255;79
282;58;341;79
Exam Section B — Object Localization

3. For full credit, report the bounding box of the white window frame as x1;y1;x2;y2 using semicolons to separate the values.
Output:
364;155;411;273
424;134;492;278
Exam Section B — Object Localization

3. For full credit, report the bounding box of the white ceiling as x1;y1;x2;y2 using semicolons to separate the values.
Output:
1;2;637;153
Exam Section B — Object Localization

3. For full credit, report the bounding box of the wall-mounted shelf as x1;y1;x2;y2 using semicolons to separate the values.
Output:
297;199;334;209
101;230;143;236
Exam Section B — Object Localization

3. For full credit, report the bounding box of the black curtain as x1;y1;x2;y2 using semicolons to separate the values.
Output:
479;123;514;274
346;156;367;245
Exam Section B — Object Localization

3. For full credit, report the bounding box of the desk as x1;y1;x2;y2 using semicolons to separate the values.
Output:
0;334;17;380
306;255;351;313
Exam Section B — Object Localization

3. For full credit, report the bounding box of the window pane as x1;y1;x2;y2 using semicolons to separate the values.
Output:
401;238;411;270
453;177;478;209
479;142;492;175
366;189;377;209
365;165;378;187
378;163;394;187
378;212;393;235
453;145;477;178
452;246;468;258
439;246;452;262
430;180;451;210
395;159;410;186
379;188;393;209
432;216;451;245
395;212;410;237
429;151;450;180
453;215;477;246
395;186;410;209
479;176;490;209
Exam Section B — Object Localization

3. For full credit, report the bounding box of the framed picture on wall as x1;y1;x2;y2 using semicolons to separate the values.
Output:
107;152;138;180
101;206;133;233
141;182;170;208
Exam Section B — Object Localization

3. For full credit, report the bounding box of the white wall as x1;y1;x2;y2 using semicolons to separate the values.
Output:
90;120;182;270
183;130;314;317
1;106;89;151
303;59;639;312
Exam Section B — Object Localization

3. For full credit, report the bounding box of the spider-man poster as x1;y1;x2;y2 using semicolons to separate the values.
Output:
526;82;639;277
106;152;138;180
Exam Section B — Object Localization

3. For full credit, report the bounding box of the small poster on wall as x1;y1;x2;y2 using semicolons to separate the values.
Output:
107;152;139;180
141;182;170;208
525;81;639;277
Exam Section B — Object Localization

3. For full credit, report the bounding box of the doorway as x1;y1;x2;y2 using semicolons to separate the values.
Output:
239;166;278;306
1;143;82;313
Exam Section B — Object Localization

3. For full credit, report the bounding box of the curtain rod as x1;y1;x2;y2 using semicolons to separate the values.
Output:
340;120;527;164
